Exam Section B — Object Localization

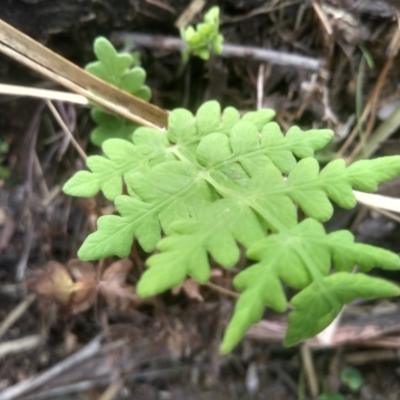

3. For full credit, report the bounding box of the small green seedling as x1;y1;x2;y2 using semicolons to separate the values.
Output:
340;367;363;392
180;6;224;61
85;37;152;146
64;98;400;353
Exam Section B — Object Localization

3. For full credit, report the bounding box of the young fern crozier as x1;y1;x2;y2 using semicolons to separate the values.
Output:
64;100;400;352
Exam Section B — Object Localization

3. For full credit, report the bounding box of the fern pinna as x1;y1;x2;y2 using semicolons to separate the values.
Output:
64;100;400;353
85;37;152;146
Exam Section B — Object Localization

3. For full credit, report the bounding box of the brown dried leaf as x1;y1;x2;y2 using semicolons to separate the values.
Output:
172;279;204;302
29;258;139;313
67;259;98;313
99;259;138;309
182;279;203;302
27;261;79;305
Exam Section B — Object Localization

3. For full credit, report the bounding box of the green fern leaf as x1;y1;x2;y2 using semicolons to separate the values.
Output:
137;198;267;297
345;156;400;191
287;156;400;221
63;129;171;200
196;121;333;182
89;109;139;146
285;273;400;346
220;219;400;353
86;37;151;98
86;37;133;86
63;101;277;200
328;230;400;272
85;37;152;145
241;109;276;130
265;124;334;173
78;161;215;259
63;94;400;354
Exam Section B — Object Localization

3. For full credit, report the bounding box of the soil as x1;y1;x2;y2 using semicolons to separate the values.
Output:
2;1;400;399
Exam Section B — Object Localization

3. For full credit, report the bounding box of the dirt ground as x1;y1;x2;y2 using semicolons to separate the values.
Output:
2;1;400;399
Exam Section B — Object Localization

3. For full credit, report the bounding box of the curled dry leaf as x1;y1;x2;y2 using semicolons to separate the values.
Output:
67;259;98;313
98;259;139;309
27;261;79;306
172;278;204;302
27;258;138;314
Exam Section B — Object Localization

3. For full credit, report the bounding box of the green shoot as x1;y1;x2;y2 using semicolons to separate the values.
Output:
180;6;224;61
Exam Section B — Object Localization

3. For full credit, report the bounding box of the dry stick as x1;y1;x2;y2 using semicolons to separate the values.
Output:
300;344;319;398
205;281;239;298
112;32;323;71
175;0;206;28
362;204;400;225
15;103;44;281
354;190;400;214
45;100;87;160
98;379;123;400
336;28;400;160
256;63;265;110
222;0;303;24
0;83;88;104
0;42;163;130
33;152;50;199
357;104;400;160
0;335;103;400
0;294;36;339
0;19;168;129
312;1;333;35
0;335;42;359
348;29;400;162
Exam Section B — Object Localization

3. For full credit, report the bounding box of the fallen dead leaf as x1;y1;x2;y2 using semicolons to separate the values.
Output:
172;278;204;302
98;259;139;309
67;259;98;313
27;261;79;306
28;258;139;314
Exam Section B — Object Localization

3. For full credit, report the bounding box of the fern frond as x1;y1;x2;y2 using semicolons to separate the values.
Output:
63;101;275;200
86;37;151;99
286;156;400;221
285;273;400;346
63;129;171;200
77;161;215;259
89;109;139;146
220;219;400;352
64;98;400;354
137;198;267;297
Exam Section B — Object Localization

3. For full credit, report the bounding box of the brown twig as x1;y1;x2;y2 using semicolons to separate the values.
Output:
347;29;400;162
336;24;400;161
0;19;168;129
0;335;103;400
45;100;87;160
205;281;239;298
0;294;36;339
